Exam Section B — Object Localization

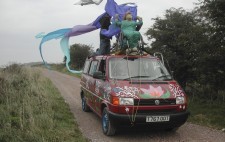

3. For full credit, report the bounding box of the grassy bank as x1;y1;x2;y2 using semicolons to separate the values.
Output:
188;97;225;130
0;64;87;142
37;64;81;78
51;64;81;78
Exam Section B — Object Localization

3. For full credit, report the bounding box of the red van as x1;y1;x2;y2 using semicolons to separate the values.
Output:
80;54;189;136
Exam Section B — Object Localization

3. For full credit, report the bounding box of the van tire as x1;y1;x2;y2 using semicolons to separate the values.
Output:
81;96;90;112
102;108;116;136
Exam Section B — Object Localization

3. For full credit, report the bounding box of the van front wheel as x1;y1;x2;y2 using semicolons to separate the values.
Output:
102;108;116;136
81;97;90;112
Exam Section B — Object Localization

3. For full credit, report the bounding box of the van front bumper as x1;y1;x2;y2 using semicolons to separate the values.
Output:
108;111;190;129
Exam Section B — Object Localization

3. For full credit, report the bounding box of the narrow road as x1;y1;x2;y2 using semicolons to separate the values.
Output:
41;69;225;142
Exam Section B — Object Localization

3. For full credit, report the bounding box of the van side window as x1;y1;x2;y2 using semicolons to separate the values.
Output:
99;60;106;75
83;60;90;74
89;61;98;76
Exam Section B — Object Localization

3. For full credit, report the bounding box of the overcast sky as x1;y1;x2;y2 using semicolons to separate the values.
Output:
0;0;198;66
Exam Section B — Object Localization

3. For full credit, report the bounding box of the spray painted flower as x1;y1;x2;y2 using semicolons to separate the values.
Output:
141;85;165;98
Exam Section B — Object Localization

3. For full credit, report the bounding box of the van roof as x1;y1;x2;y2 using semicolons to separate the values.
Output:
88;54;159;60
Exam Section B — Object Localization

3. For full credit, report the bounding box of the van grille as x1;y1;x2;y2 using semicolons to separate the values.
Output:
134;99;176;106
130;82;169;84
137;109;177;114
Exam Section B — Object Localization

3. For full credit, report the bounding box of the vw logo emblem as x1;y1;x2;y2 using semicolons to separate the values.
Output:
155;100;160;105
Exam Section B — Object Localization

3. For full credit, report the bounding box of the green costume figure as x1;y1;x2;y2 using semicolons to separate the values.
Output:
115;12;143;48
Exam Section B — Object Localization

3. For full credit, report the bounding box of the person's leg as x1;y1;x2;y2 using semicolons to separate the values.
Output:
129;31;140;48
99;39;105;55
99;39;110;55
105;39;111;55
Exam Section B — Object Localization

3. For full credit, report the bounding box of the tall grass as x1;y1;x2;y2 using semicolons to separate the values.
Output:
188;96;225;130
186;84;225;130
0;64;87;142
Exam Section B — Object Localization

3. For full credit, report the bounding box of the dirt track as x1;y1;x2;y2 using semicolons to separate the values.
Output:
41;69;225;142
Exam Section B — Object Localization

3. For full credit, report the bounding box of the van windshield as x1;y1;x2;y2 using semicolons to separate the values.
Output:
109;57;172;81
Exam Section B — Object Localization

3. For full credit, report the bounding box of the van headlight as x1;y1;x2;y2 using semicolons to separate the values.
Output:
176;97;185;104
119;98;134;105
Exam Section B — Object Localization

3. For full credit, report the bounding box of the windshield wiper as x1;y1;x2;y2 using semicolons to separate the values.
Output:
151;74;172;81
123;75;151;80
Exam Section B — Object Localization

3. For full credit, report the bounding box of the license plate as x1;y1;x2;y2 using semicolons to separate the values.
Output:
146;116;170;122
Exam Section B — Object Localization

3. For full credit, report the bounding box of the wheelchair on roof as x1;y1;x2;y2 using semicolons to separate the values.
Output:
111;30;148;55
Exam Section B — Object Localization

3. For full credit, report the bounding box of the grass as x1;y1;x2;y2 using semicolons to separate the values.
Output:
36;63;81;78
188;97;225;130
50;64;81;78
0;64;88;142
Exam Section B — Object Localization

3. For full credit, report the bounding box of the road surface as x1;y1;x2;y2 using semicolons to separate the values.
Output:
41;69;225;142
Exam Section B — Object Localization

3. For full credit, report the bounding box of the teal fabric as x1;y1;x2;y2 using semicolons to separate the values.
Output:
116;20;143;48
60;37;82;74
36;29;82;73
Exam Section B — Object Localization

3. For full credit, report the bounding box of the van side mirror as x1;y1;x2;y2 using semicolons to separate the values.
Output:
93;71;105;80
171;71;174;78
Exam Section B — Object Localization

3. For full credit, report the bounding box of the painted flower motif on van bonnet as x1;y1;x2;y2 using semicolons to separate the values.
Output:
113;86;139;99
140;85;170;99
169;84;184;97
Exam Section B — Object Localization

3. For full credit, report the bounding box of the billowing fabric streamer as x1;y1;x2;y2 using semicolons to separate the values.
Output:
36;0;137;73
74;0;103;5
